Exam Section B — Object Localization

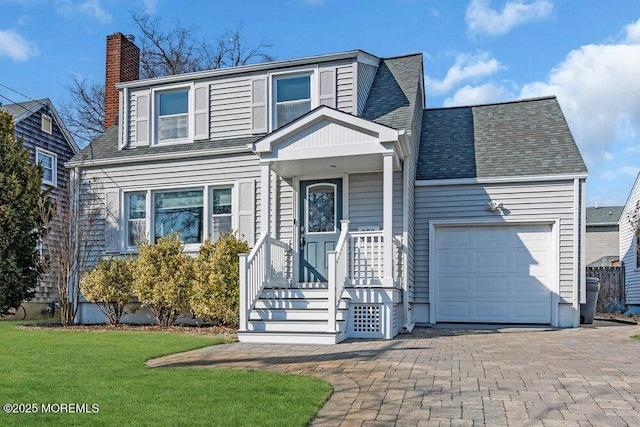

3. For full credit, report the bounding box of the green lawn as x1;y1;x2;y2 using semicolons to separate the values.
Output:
0;322;332;426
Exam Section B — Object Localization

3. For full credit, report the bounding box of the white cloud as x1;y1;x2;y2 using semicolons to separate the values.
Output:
622;166;640;177
601;151;613;162
142;0;157;15
443;82;514;107
466;0;553;36
426;52;502;95
56;0;112;24
0;29;39;61
625;17;640;44
520;43;640;163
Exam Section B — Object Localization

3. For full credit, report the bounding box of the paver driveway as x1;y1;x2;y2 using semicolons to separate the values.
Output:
148;321;640;426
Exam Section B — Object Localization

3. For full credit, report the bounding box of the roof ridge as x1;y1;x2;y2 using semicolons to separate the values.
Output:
425;96;557;111
381;52;423;61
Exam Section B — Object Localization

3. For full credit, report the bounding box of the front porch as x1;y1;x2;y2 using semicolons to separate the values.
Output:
238;107;410;344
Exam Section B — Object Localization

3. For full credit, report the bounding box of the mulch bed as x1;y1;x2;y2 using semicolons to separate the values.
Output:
17;322;238;338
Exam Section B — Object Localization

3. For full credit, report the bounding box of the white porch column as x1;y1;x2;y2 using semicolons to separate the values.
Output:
383;152;394;287
260;162;271;284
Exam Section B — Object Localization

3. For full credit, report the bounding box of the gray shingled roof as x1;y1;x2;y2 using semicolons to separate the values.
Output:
362;54;423;131
1;99;45;121
417;97;587;180
69;127;259;164
586;206;624;225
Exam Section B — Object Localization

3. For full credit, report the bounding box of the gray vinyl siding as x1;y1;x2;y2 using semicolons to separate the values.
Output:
15;108;76;302
356;63;378;116
620;178;640;304
275;176;294;243
336;64;355;114
79;152;262;268
414;181;578;304
348;172;403;236
585;226;619;266
210;76;252;139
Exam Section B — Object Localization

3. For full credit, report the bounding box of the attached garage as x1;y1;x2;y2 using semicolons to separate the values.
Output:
432;224;555;324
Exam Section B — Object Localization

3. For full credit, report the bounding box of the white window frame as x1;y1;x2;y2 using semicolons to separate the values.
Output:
36;148;57;187
152;84;193;145
41;114;52;134
269;68;317;131
122;182;238;253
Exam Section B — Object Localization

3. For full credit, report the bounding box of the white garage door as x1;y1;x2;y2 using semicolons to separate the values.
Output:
434;224;553;324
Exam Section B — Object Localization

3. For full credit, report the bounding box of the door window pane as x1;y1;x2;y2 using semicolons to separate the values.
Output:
154;190;203;243
307;184;335;233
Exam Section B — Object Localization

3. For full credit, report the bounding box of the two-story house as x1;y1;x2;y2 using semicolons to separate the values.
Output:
69;33;588;343
3;98;79;317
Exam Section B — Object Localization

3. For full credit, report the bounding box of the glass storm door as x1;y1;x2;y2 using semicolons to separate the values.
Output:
299;179;343;282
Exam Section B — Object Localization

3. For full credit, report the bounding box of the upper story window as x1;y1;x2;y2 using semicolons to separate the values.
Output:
274;75;311;129
157;90;189;142
36;149;56;187
41;114;52;134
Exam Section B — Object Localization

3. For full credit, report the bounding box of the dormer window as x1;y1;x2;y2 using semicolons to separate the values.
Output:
274;75;311;128
157;89;189;142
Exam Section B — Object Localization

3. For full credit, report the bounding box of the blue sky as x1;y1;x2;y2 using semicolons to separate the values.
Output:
1;0;640;207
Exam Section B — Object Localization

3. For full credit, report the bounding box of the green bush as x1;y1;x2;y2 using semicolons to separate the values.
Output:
80;257;135;325
133;233;193;326
191;233;249;326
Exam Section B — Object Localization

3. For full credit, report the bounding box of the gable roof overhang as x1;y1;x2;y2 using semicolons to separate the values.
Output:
253;106;409;177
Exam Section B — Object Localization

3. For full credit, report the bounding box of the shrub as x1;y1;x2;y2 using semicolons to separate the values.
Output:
80;257;135;325
133;233;193;326
191;233;249;326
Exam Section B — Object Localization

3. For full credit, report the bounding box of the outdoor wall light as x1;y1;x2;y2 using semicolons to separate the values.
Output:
485;200;503;211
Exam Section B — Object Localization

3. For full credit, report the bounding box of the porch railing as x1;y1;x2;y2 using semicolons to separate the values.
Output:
327;220;350;333
239;233;291;331
348;230;404;286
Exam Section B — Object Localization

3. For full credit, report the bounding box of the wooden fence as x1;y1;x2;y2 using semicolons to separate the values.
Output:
586;266;624;312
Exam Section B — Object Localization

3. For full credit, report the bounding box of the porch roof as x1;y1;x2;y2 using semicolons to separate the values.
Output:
253;106;409;177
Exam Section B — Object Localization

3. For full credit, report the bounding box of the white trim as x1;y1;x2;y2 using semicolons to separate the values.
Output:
269;69;317;132
428;218;561;327
36;148;57;187
254;106;400;154
416;173;589;186
121;87;129;150
117;50;374;89
66;145;252;168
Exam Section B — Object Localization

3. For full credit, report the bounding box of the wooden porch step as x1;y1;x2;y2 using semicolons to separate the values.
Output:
260;288;328;299
254;299;348;310
250;309;346;321
246;319;346;333
238;331;346;345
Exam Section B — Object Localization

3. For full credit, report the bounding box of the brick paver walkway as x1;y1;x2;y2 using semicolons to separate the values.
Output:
148;321;640;426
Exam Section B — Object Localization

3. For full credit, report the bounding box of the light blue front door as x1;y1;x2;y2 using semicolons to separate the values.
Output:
299;179;343;282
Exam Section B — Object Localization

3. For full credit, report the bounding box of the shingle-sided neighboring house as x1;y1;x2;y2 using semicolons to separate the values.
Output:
620;173;640;314
586;206;623;267
68;33;588;342
2;99;79;311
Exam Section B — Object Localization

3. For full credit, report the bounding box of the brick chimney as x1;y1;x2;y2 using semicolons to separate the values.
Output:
104;32;140;129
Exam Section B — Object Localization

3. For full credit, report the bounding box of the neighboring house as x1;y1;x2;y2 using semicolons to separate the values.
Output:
2;99;79;312
620;173;640;314
68;33;588;342
586;206;623;267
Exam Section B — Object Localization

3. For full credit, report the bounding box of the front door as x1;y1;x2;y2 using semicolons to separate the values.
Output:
299;179;343;282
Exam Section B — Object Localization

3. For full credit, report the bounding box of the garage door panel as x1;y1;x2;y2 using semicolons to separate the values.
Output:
476;250;510;270
437;302;471;320
435;224;553;324
437;250;472;270
513;276;551;294
476;276;509;294
475;301;509;320
436;229;470;247
438;277;471;295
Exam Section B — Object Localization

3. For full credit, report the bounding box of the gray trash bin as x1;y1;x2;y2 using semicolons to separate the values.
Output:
580;277;600;324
